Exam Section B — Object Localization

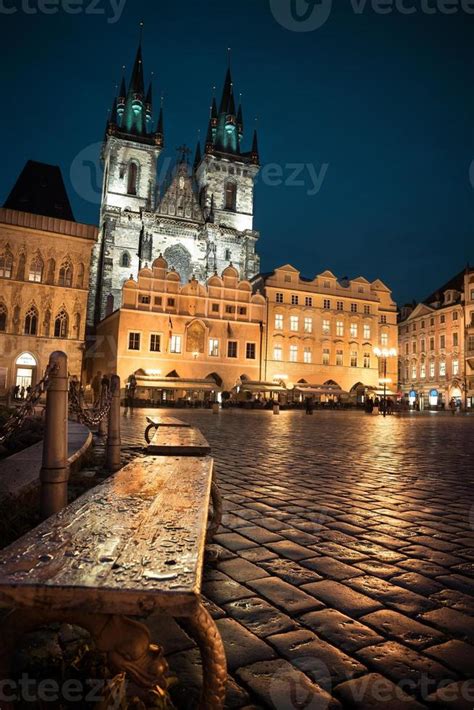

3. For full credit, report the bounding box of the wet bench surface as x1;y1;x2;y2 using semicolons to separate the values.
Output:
0;437;227;709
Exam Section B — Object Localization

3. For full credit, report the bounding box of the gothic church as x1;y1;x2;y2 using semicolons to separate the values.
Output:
88;38;261;325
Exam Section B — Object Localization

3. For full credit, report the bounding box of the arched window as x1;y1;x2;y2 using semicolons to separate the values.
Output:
58;261;73;287
46;258;56;284
29;255;44;283
127;162;138;195
17;253;26;280
76;263;85;288
0;252;13;278
121;252;130;268
24;306;38;335
54;309;68;338
225;181;237;210
0;304;7;332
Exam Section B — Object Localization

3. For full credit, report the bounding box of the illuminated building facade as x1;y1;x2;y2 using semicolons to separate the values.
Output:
0;161;97;395
398;267;474;409
88;38;261;325
253;265;398;400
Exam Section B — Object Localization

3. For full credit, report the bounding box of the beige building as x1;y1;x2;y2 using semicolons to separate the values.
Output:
88;257;266;403
398;267;474;409
253;265;398;401
0;161;97;395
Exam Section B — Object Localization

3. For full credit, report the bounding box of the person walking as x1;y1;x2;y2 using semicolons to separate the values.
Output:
305;396;313;415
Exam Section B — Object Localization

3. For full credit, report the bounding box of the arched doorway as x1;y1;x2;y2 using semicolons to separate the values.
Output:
15;352;37;392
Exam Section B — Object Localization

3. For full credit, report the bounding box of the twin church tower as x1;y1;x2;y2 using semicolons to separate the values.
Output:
88;35;261;325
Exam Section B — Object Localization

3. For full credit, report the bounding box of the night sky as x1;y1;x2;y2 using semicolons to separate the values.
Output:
0;0;472;305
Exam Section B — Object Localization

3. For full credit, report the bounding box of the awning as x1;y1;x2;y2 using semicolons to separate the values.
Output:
238;381;287;393
295;385;348;396
135;376;221;392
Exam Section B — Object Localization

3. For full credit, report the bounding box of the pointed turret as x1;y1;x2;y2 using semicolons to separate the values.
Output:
117;75;126;121
251;128;260;165
214;66;239;154
145;80;153;127
219;68;233;114
122;37;146;135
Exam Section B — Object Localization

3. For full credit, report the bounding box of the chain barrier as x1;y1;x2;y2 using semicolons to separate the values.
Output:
0;363;59;445
68;380;114;428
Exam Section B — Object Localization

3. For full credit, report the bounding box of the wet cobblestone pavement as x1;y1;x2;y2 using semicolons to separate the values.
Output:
120;408;474;709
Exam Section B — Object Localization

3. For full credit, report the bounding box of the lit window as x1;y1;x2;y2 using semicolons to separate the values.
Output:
29;256;43;283
363;352;370;369
128;332;140;351
439;361;446;376
305;297;313;306
275;314;283;330
304;317;312;333
227;341;238;358
290;344;298;362
150;334;161;352
170;335;181;353
290;316;299;332
336;321;344;337
336;349;343;366
350;323;358;338
274;344;283;361
304;347;312;363
291;294;299;305
322;319;330;335
430;361;435;378
209;338;219;357
337;301;343;311
276;292;283;303
381;333;388;347
0;253;13;278
452;359;459;376
54;310;68;338
363;324;371;340
420;362;426;378
351;350;358;367
246;342;256;360
412;363;417;379
351;303;357;313
322;348;330;366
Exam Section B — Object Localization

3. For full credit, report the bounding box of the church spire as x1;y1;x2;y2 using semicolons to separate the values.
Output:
251;128;260;165
193;139;202;171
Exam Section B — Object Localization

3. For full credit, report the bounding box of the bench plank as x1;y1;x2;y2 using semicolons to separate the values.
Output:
147;427;211;456
0;455;213;616
146;416;190;428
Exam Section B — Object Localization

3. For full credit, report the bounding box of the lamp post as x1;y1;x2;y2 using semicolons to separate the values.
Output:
373;346;397;417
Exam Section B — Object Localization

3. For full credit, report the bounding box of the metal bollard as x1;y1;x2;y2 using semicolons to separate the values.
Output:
40;351;69;519
98;382;108;436
105;375;121;472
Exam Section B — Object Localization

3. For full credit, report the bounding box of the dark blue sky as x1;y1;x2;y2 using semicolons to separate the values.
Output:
0;0;472;304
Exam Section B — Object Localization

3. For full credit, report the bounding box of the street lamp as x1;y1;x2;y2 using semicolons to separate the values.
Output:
373;346;397;417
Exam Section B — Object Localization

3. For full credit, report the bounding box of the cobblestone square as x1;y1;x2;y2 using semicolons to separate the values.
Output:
121;409;474;709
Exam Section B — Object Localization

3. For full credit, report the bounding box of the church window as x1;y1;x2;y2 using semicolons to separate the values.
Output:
58;261;73;287
127;162;138;195
54;310;68;338
29;255;43;282
0;304;7;332
224;181;237;210
0;252;13;278
24;306;38;335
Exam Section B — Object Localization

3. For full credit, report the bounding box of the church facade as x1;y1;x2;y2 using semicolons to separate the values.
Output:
88;40;261;326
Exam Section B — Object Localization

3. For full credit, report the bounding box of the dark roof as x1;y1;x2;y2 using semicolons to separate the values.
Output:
423;267;468;306
3;160;75;221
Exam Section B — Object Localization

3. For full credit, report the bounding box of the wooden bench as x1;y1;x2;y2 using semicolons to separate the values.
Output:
145;419;222;544
0;453;227;708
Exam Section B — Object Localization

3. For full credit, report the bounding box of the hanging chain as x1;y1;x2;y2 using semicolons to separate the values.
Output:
0;362;58;445
68;380;114;428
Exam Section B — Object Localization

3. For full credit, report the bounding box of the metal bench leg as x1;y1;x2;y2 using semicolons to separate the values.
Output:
207;479;223;543
180;601;227;710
